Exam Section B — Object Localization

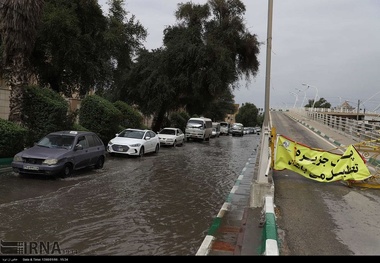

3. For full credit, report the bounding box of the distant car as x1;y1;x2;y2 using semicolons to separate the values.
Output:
211;128;218;138
11;130;106;178
249;127;256;134
219;122;230;136
244;127;256;134
211;122;221;138
158;127;185;147
107;128;160;157
230;123;244;137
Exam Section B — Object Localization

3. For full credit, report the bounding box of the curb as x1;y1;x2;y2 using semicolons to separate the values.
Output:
196;152;257;256
0;158;12;174
196;169;247;255
263;196;279;255
0;157;13;166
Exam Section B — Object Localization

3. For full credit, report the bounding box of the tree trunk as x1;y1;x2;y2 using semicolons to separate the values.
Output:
8;85;24;124
152;107;167;132
6;54;29;124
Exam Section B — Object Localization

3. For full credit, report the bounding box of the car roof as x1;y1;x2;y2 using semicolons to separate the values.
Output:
48;130;94;136
125;128;150;132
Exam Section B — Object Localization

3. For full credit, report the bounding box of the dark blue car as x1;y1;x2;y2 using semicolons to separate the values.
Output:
12;130;106;178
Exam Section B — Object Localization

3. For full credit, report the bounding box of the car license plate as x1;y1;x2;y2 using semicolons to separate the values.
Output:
118;147;124;152
23;165;39;170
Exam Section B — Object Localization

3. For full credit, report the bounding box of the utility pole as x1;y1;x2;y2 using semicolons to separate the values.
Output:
263;0;273;128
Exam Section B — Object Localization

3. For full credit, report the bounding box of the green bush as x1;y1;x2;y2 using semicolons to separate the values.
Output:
113;101;143;129
22;86;73;146
79;95;122;145
72;122;89;131
0;119;27;158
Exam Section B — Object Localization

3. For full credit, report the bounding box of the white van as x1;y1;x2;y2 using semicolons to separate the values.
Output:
185;117;213;141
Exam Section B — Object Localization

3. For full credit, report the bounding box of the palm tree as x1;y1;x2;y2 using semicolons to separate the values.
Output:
0;0;44;124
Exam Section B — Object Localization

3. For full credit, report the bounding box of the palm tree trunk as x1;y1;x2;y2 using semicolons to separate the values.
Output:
8;85;24;123
0;0;44;124
6;54;30;124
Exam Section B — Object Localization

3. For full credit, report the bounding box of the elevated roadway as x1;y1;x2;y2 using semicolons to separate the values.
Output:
198;109;380;256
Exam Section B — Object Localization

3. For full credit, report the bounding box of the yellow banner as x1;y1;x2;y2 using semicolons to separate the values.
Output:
274;135;371;182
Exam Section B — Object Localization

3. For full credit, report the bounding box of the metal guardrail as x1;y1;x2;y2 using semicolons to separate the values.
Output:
292;108;380;144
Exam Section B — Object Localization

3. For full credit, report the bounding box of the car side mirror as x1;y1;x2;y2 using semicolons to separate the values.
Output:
74;144;83;151
145;136;151;140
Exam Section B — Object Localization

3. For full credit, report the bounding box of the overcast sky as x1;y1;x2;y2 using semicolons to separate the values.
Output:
99;0;380;112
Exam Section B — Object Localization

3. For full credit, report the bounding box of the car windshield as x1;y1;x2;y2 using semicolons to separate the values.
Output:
187;120;203;128
160;129;175;135
119;130;144;139
37;135;75;149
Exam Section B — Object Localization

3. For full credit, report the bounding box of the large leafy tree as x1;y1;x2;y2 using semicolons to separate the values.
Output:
32;0;109;97
125;0;261;130
126;48;178;131
235;102;259;127
0;0;45;123
101;0;147;101
31;0;146;99
202;88;236;121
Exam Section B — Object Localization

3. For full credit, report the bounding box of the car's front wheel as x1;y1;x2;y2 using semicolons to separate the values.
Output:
155;144;160;154
61;163;72;178
138;147;144;157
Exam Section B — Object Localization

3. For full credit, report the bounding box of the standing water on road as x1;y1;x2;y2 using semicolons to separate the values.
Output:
0;134;260;255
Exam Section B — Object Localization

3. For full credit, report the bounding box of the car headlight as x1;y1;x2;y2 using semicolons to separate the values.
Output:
108;142;113;146
13;155;23;162
130;143;141;147
43;159;59;165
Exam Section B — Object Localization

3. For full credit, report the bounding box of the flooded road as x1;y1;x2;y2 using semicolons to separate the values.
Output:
0;134;260;256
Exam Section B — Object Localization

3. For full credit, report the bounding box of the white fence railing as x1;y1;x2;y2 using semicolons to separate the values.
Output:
291;108;380;146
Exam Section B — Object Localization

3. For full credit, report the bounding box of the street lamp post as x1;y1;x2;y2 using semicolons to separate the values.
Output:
295;88;302;108
298;85;310;108
302;83;318;109
290;91;299;108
